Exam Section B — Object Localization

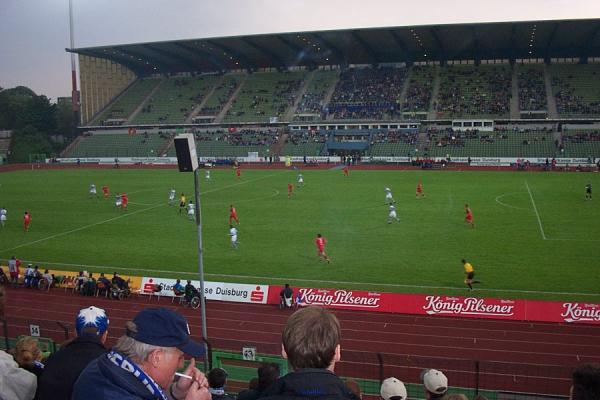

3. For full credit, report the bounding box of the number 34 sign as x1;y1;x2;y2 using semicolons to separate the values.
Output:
242;346;256;361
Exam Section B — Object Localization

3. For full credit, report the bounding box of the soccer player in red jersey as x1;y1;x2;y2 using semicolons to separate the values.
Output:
343;166;349;176
23;211;31;232
229;205;239;225
464;204;475;228
121;193;129;210
102;185;109;199
236;167;241;179
315;233;331;263
287;183;294;198
416;182;425;198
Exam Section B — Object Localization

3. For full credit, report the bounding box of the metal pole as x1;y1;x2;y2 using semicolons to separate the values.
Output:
68;0;81;127
193;169;209;371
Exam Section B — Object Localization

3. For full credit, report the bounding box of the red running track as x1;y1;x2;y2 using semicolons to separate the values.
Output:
4;287;599;397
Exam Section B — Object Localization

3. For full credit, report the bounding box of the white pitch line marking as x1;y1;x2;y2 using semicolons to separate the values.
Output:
495;192;530;211
525;180;547;240
2;258;598;298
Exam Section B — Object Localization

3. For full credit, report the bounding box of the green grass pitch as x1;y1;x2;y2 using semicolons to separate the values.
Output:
0;167;599;302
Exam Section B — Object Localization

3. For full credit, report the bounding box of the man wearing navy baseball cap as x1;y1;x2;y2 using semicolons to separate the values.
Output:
73;307;210;400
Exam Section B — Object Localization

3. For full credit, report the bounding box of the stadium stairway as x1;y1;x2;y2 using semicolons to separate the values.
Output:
321;70;340;117
215;74;248;123
127;77;166;124
59;136;83;157
185;75;225;123
271;130;288;156
427;67;441;120
285;70;316;121
510;65;520;119
397;66;413;112
86;78;138;126
544;64;559;118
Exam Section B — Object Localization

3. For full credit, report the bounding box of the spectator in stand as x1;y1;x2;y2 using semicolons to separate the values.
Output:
38;306;110;400
97;273;111;296
72;307;210;400
0;286;38;400
14;337;45;395
280;283;293;309
41;269;53;288
380;377;407;400
570;363;600;400
260;307;359;400
24;264;35;288
421;369;448;399
173;279;185;296
207;367;236;400
237;363;280;400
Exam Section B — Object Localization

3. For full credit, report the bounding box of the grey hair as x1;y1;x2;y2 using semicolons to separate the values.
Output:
114;321;174;363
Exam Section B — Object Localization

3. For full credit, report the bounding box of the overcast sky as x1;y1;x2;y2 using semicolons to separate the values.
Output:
1;0;599;101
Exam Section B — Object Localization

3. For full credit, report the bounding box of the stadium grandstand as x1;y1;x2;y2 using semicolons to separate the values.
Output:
58;18;600;165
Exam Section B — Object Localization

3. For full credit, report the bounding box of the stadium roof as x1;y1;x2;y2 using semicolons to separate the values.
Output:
68;19;600;75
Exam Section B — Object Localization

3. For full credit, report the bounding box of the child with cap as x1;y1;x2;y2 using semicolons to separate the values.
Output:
38;306;110;400
380;377;407;400
421;368;448;399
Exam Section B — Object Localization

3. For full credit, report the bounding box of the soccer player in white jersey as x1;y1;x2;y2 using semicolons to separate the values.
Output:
89;184;98;198
187;201;195;220
115;193;122;209
297;174;304;186
388;204;399;224
168;188;176;205
229;224;238;248
205;170;211;181
0;207;7;227
385;187;395;204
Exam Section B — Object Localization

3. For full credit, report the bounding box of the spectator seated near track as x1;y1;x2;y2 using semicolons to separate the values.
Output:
207;367;236;400
0;267;8;285
41;269;53;288
237;363;280;400
380;377;407;400
280;283;294;309
421;368;448;399
38;306;110;400
184;280;199;304
75;271;88;293
72;307;209;400
260;307;359;400
24;264;35;288
82;273;97;296
570;363;600;400
173;279;184;296
96;273;111;296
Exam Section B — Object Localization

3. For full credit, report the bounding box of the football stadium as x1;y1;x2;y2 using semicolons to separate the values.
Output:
1;14;600;400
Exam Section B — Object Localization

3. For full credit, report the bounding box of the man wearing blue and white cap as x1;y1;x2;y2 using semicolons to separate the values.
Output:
73;307;210;400
39;306;110;400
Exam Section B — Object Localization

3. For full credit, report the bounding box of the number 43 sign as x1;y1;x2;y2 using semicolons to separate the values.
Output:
242;346;256;361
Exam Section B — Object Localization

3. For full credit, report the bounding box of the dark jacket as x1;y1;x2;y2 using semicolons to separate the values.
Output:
259;368;359;400
38;335;107;400
72;351;162;400
237;389;261;400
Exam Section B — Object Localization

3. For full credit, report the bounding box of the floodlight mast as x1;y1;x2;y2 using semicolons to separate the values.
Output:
193;166;209;371
68;0;80;126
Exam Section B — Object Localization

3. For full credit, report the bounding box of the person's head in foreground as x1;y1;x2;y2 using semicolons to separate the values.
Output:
571;363;600;400
421;368;448;399
281;306;341;371
380;377;407;400
76;306;110;343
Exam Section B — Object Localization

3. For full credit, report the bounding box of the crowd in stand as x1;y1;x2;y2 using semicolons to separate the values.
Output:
561;130;600;143
228;76;303;119
1;285;599;400
553;76;600;115
328;67;408;119
370;130;418;146
286;130;328;146
518;68;547;111
435;66;511;117
201;80;240;116
193;128;279;147
402;66;434;113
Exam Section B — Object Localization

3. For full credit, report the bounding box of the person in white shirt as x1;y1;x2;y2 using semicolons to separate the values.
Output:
115;193;122;208
187;202;195;220
89;184;97;198
388;204;399;224
297;174;304;186
0;207;6;227
168;189;176;205
229;225;238;249
205;170;211;181
385;187;395;205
